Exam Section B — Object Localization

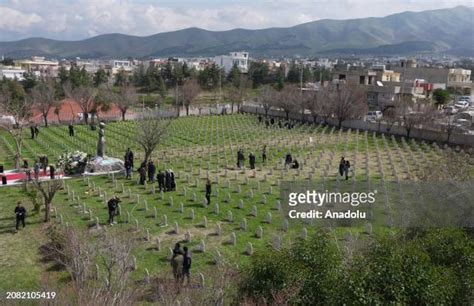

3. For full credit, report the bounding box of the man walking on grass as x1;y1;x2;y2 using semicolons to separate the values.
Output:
14;202;26;231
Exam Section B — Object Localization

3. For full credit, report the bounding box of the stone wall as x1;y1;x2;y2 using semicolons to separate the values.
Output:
240;104;474;147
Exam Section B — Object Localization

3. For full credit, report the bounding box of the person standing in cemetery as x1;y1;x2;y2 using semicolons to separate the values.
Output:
249;152;256;169
49;164;55;179
107;196;120;225
182;246;192;286
339;157;345;177
68;123;75;137
170;170;176;191
138;163;146;185
33;160;40;180
124;148;134;170
157;170;165;192
124;159;132;179
262;145;267;163
42;156;49;176
165;170;171;191
14;202;26;231
205;179;211;205
23;160;31;181
344;160;351;180
237;149;245;169
30;125;35;139
171;245;184;284
147;161;156;182
285;153;293;167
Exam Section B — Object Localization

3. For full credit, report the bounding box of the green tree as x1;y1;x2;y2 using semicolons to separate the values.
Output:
432;88;450;107
21;72;38;92
227;64;241;84
248;61;269;88
58;66;69;85
275;66;285;90
114;69;128;87
157;76;167;98
93;68;109;87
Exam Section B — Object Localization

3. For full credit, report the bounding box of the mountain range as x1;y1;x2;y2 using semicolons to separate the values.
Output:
0;6;472;59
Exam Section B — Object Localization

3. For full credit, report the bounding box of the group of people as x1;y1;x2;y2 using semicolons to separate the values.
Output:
171;242;192;285
124;148;176;192
30;125;40;139
236;145;267;170
21;155;54;181
258;115;296;130
339;157;352;180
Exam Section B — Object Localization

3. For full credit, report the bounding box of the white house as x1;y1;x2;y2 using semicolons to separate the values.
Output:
213;52;249;74
111;60;133;74
0;66;26;80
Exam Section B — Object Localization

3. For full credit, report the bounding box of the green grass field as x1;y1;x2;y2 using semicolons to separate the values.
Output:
0;114;472;295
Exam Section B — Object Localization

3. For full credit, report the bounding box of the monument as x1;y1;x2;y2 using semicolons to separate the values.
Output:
97;122;105;157
85;122;124;174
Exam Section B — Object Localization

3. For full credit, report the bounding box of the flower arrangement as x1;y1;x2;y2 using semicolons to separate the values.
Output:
57;151;90;175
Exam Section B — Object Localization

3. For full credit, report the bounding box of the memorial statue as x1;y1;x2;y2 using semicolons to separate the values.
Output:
97;122;106;157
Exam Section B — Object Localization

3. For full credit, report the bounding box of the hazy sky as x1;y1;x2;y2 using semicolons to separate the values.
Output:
0;0;472;41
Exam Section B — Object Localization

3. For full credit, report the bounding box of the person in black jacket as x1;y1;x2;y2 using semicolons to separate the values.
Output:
68;123;75;136
147;161;156;182
182;246;192;285
14;202;26;231
205;179;211;205
249;152;256;169
339;157;345;177
108;196;120;225
157;170;165;192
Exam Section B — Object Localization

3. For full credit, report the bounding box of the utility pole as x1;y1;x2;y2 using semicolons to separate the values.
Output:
300;62;304;121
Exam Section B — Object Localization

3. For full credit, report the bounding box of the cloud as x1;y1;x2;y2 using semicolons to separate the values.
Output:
0;0;471;41
0;7;42;31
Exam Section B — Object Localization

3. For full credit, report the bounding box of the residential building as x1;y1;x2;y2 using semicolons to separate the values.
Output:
111;60;133;75
15;56;59;77
0;66;26;80
213;52;249;74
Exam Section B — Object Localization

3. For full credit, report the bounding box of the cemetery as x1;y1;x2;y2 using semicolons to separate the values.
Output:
0;113;473;302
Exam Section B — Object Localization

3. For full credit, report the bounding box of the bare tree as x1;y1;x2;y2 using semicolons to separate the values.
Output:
330;83;368;128
228;74;251;113
135;110;172;164
101;84;137;121
440;114;458;143
0;82;34;169
63;82;96;124
97;234;138;301
31;78;59;127
31;178;63;222
382;106;400;133
259;85;276;118
399;98;434;138
44;226;143;305
182;78;201;116
305;88;329;124
277;85;299;120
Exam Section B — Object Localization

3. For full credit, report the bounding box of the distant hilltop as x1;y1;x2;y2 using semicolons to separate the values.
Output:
0;6;473;59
